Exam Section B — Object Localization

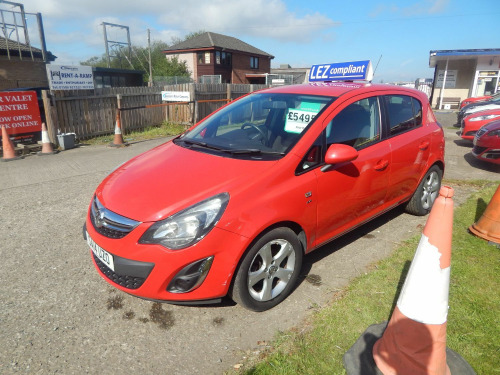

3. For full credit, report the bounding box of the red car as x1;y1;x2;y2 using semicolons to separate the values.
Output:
472;119;500;164
460;108;500;140
460;91;500;109
84;83;445;311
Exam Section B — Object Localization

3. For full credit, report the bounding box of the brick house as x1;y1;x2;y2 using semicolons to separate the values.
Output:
0;37;56;90
163;32;274;84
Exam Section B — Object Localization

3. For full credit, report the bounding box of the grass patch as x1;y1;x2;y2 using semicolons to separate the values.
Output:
82;121;187;146
236;183;500;375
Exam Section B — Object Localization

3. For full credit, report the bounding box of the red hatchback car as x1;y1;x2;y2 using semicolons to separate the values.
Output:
460;108;500;140
84;83;445;311
472;119;500;164
460;91;500;109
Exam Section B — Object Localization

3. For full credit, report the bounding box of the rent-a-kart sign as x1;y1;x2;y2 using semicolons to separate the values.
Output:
0;91;42;143
46;64;94;90
309;60;373;82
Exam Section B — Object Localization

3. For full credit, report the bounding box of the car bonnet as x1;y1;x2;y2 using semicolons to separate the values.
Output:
95;141;277;223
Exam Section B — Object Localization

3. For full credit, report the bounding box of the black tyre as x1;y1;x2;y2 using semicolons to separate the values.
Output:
230;227;303;312
405;165;443;216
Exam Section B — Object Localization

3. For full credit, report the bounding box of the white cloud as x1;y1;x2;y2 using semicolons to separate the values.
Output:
156;0;336;42
21;0;337;43
14;0;338;64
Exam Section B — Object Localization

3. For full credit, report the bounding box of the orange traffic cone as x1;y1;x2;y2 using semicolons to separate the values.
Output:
38;122;57;155
109;110;127;147
372;186;455;375
469;184;500;244
1;124;23;161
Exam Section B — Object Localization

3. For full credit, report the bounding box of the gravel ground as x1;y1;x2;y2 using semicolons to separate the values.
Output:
0;112;498;375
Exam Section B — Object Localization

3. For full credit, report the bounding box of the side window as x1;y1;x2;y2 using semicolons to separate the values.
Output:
384;95;421;136
412;97;422;126
325;97;381;149
296;133;323;174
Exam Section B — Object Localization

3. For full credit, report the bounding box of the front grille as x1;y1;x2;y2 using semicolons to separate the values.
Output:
476;128;488;138
92;253;146;289
90;196;141;239
472;146;488;155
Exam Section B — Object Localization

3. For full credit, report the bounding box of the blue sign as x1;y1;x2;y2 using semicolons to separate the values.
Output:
309;60;373;82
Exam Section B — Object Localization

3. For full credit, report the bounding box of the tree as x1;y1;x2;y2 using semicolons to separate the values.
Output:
169;30;206;46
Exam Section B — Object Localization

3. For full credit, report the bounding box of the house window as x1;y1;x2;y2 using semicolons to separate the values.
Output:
198;52;204;64
216;51;232;66
250;56;259;69
205;52;211;64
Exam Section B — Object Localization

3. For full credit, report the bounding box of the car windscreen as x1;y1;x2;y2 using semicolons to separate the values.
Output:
175;93;334;160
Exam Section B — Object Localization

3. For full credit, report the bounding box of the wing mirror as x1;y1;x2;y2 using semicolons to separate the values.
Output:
324;144;359;165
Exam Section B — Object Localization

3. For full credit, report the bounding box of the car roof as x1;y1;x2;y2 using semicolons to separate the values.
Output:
256;82;421;98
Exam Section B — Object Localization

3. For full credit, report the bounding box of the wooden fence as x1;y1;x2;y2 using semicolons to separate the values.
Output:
42;83;268;142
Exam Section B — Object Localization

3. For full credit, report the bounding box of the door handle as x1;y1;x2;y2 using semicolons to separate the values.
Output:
419;141;430;150
374;159;389;171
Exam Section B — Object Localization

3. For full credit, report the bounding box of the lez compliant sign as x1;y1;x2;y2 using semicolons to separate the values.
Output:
0;91;42;144
309;60;373;82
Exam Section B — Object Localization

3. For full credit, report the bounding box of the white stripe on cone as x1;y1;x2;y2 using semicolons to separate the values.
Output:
41;130;51;143
397;234;450;325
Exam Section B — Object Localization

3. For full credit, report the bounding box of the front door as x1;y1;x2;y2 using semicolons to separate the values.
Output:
314;96;391;247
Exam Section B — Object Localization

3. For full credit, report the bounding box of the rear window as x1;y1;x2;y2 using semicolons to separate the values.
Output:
384;95;422;136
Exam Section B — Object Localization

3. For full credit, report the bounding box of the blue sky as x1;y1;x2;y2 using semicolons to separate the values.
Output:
13;0;500;82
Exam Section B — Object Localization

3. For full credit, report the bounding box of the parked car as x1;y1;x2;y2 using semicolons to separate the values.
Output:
460;108;500;140
84;83;445;311
460;91;500;109
472;119;500;165
458;94;500;125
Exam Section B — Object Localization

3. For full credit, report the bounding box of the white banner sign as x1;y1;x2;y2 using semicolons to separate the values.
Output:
436;70;457;88
46;65;94;90
161;91;191;102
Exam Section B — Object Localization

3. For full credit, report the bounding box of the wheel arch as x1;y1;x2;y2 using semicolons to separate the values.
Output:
227;220;306;293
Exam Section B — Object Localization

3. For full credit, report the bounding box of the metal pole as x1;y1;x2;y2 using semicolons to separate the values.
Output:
126;26;132;63
18;3;34;60
147;29;153;87
103;23;110;68
0;10;10;59
438;58;449;110
36;13;47;62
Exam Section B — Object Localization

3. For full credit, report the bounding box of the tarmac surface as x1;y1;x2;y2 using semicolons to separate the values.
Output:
0;111;498;375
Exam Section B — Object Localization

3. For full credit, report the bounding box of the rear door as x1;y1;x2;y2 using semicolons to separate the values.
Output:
383;94;430;205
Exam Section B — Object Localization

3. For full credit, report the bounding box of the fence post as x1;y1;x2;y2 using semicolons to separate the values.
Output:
41;90;58;145
189;83;197;124
227;84;232;102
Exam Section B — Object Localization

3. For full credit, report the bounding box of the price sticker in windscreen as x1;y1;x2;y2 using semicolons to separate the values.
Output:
285;102;320;134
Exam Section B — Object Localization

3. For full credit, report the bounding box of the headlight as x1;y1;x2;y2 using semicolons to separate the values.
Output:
486;129;500;137
469;114;500;122
139;193;229;249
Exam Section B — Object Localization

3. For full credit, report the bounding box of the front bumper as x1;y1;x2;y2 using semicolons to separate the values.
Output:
84;213;251;302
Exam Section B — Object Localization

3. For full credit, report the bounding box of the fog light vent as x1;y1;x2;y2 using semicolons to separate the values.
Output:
167;256;214;293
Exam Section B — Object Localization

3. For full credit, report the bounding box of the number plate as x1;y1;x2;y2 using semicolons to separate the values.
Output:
86;232;115;272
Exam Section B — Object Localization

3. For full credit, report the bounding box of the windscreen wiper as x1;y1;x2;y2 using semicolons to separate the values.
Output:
223;149;285;156
178;139;284;156
179;138;226;151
